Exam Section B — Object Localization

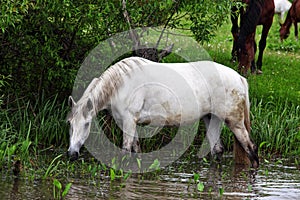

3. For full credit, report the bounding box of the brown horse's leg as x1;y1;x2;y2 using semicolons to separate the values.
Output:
251;40;257;73
231;5;240;62
256;23;272;70
294;21;298;41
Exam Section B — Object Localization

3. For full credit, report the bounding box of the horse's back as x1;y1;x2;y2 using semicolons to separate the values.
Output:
120;57;246;92
120;58;245;92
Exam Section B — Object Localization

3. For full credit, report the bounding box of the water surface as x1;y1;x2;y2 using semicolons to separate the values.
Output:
1;154;299;199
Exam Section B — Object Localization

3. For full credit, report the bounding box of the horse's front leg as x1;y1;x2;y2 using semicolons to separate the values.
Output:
122;116;137;153
231;5;240;62
251;41;257;73
257;22;272;70
294;21;298;41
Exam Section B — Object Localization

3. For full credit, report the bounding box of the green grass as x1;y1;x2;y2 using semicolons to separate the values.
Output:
203;16;300;104
251;98;300;155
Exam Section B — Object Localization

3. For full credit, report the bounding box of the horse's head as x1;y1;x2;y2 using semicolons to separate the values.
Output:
238;34;255;76
279;24;290;41
67;96;94;161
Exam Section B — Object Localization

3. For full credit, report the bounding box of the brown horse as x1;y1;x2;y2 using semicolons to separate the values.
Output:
231;0;274;75
280;0;300;41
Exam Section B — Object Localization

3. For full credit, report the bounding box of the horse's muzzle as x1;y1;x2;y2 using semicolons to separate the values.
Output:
67;150;79;161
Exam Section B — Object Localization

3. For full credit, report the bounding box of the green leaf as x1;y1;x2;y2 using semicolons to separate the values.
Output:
197;182;204;192
53;179;62;190
149;159;160;170
8;145;17;155
62;183;72;197
219;187;224;196
259;141;267;148
136;158;141;169
123;170;131;181
193;173;200;183
110;168;115;181
248;183;252;192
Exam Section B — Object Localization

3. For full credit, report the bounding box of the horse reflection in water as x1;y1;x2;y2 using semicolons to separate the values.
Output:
67;57;259;168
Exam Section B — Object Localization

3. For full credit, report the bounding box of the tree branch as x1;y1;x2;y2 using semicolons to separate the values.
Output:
155;1;179;49
122;0;140;50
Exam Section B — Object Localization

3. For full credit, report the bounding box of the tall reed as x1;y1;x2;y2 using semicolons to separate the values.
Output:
0;95;69;168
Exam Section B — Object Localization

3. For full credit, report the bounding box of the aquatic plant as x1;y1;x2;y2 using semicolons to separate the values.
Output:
43;154;63;179
53;178;72;199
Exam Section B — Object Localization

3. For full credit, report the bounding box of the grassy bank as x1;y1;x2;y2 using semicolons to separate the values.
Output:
204;17;300;104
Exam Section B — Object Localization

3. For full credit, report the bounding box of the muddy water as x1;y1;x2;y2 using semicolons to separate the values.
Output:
1;154;299;199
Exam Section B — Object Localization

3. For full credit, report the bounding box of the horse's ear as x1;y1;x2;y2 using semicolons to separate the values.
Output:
68;96;76;108
87;98;93;112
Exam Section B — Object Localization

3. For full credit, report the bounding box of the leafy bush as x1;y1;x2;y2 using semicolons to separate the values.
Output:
1;0;232;101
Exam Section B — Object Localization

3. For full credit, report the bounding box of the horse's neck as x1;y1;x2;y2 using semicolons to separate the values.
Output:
93;80;108;113
81;79;107;115
86;57;148;114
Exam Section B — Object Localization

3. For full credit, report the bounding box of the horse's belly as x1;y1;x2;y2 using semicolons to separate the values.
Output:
137;114;199;127
136;101;202;127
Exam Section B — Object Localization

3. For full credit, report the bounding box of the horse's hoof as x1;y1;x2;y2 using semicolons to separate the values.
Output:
256;70;263;75
251;70;263;75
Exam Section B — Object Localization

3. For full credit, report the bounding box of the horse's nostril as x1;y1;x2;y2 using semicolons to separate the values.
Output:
67;151;79;161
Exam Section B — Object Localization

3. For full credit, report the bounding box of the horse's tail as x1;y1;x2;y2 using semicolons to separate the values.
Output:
242;77;251;134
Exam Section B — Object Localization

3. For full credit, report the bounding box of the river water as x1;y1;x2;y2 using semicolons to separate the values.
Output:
1;154;299;199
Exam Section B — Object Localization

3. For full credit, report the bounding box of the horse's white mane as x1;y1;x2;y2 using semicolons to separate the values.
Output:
79;57;150;113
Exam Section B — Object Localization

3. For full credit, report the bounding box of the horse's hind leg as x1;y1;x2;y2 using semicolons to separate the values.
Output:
226;120;259;168
203;115;224;160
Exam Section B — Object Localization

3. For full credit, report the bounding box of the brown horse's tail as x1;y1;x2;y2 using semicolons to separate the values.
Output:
234;77;251;166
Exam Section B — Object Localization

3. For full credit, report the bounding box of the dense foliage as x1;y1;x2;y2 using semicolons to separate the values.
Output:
1;0;231;101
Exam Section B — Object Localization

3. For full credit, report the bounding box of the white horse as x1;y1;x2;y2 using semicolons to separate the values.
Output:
67;57;259;168
275;0;292;22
